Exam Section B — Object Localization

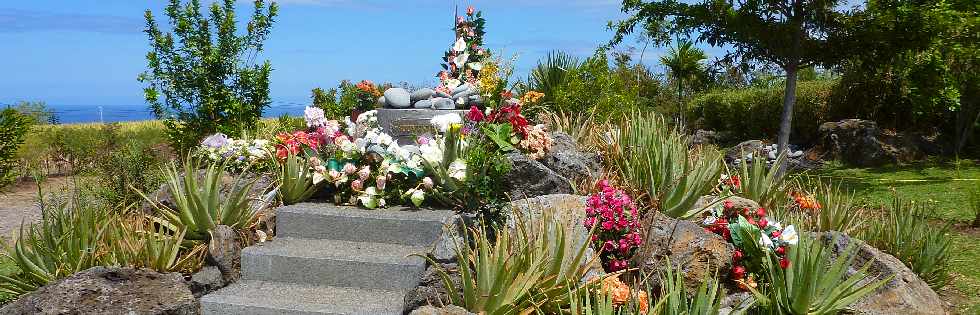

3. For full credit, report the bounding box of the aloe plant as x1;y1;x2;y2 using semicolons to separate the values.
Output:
610;112;722;218
422;207;595;314
736;152;787;210
749;234;889;315
277;153;319;205
653;263;724;315
139;159;258;241
805;180;865;235
862;197;951;290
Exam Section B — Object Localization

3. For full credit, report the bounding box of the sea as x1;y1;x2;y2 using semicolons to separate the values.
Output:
34;101;310;124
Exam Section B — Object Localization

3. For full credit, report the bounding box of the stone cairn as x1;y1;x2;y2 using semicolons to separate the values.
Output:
378;83;484;110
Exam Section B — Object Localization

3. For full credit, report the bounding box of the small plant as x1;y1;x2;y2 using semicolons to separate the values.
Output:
749;235;889;315
655;263;724;315
277;153;319;205
584;180;643;272
793;180;865;235
139;159;258;241
735;152;787;210
422;207;593;314
702;201;796;290
862;197;952;290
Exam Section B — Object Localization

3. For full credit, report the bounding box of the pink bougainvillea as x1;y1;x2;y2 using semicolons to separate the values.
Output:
584;180;643;272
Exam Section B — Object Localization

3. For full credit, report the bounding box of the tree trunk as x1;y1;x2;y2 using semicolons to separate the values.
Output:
777;63;798;175
677;78;684;126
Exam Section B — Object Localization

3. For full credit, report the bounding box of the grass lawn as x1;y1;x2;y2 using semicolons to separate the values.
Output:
814;159;980;314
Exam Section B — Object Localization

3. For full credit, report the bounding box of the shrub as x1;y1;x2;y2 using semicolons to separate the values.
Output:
139;159;259;241
608;112;722;218
139;0;279;152
689;80;834;144
788;180;866;235
311;80;382;121
733;153;788;210
524;49;640;121
862;197;952;289
93;123;166;206
0;108;31;189
750;234;889;315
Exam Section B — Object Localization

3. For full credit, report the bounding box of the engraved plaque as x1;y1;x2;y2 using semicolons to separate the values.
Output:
376;109;466;144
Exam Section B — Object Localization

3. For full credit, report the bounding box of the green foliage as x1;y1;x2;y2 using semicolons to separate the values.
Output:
0;191;194;301
610;112;722;218
93;123;166;206
798;180;865;235
971;186;980;228
421;207;593;314
311;80;380;120
654;264;724;315
689;80;834;144
277;153;319;205
140;0;279;152
749;235;889;315
569;287;619;315
0;108;31;190
11;101;56;124
525;49;639;120
140;159;258;241
735;153;788;210
660;40;708;119
862;197;952;289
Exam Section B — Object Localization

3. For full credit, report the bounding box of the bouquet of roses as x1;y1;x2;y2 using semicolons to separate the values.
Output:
583;180;643;272
197;133;273;172
701;200;798;290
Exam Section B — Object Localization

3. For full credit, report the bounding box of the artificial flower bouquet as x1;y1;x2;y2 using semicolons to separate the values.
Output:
436;6;487;98
701;200;798;290
197;133;273;172
463;95;553;160
273;106;429;209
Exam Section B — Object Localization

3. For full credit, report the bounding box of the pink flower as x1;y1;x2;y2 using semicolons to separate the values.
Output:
467;6;475;15
456;15;464;24
358;166;371;181
343;163;357;175
376;176;386;190
351;179;363;191
466;106;485;122
422;177;434;189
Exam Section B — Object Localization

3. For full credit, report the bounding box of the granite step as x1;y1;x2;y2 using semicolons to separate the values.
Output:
241;237;427;291
276;203;454;246
200;280;405;315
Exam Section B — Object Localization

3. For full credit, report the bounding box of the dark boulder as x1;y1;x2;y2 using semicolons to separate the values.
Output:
0;266;198;315
404;263;462;312
540;132;603;185
818;119;940;167
206;225;242;285
504;152;573;198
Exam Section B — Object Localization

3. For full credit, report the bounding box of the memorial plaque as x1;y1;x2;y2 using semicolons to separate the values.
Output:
376;108;467;144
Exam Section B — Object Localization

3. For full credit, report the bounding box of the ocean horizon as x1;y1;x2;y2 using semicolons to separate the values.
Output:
23;101;310;124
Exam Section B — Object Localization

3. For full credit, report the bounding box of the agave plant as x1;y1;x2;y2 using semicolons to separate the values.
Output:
569;285;620;315
277;153;319;205
106;215;204;274
421;206;594;314
801;180;865;235
139;159;258;241
735;152;787;210
652;263;724;315
609;112;722;218
862;197;951;290
749;234;889;315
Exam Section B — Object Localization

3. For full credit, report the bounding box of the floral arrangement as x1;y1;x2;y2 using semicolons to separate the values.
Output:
437;6;487;95
702;200;798;290
600;276;649;313
717;174;742;193
273;107;428;209
584;180;643;272
464;95;553;160
354;80;383;114
197;133;272;172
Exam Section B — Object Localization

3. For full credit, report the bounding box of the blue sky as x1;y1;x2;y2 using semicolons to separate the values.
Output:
0;0;680;109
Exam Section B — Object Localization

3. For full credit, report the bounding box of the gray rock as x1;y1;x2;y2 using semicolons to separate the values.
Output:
504;152;573;198
377;96;386;107
719;292;755;315
691;129;721;147
384;88;412;108
434;90;451;98
0;266;197;315
508;194;605;283
467;95;484;106
414;99;434;109
207;225;242;284
450;83;472;96
432;97;456;110
725;140;766;164
692;195;761;214
188;265;225;298
816;231;946;315
411;88;435;102
633;212;734;296
430;213;474;263
540;132;602;184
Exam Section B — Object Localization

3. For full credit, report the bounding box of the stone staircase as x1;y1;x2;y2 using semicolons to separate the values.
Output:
201;203;454;315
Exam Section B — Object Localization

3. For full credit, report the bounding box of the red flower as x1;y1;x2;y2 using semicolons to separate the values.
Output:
732;250;744;262
755;207;766;217
758;218;768;228
467;6;475;15
779;258;791;269
775;246;786;256
732;265;746;280
500;90;513;100
729;175;741;189
466;106;484;122
771;230;782;238
723;200;734;209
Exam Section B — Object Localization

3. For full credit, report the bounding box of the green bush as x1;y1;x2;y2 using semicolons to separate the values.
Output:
689;80;835;144
0;108;31;189
524;49;641;121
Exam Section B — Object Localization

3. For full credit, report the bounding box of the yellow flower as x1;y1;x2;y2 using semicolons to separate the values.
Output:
520;91;545;104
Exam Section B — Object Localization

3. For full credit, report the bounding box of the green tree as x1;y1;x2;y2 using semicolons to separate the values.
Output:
611;0;852;171
660;40;707;121
139;0;278;152
0;108;31;190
